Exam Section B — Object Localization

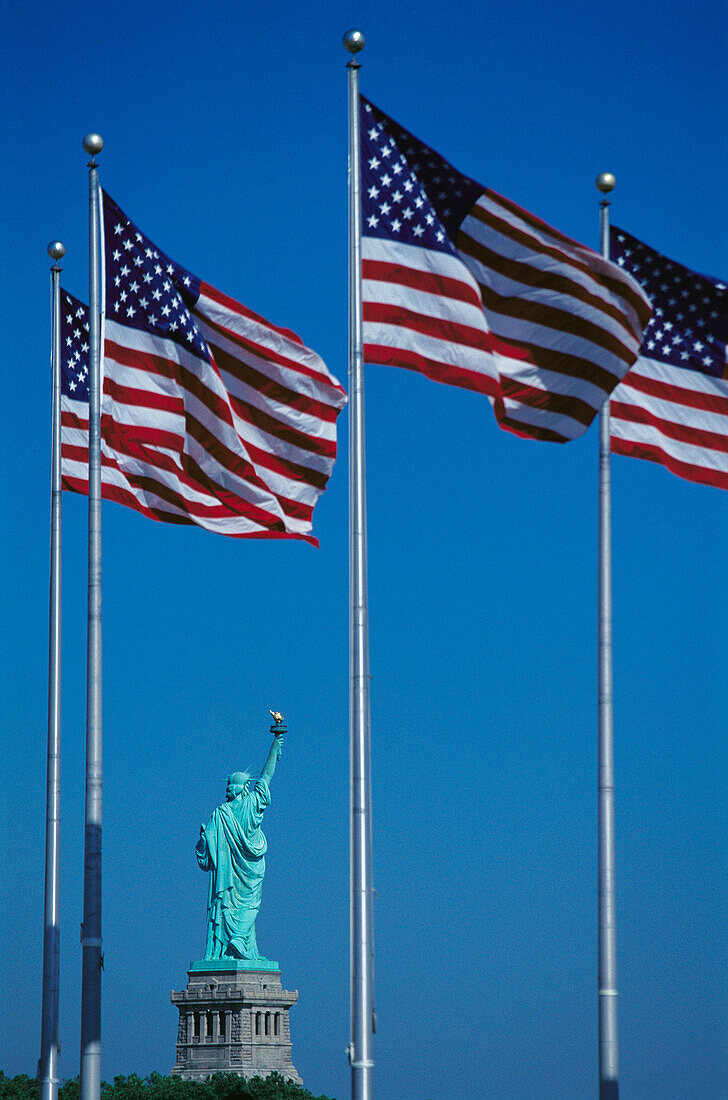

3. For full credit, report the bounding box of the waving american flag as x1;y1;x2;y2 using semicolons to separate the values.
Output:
609;227;728;490
360;98;651;443
61;193;346;544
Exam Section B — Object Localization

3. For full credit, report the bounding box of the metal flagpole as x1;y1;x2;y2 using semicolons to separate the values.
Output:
80;132;104;1100
344;29;375;1100
40;240;66;1100
596;171;619;1100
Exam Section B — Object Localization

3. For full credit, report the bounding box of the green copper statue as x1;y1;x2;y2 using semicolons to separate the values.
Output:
196;714;285;962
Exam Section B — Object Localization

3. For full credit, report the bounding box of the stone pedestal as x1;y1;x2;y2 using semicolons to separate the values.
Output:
170;960;301;1083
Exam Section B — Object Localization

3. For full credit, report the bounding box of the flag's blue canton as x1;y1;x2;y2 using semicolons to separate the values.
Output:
61;289;90;400
360;98;481;256
611;226;727;379
103;192;206;358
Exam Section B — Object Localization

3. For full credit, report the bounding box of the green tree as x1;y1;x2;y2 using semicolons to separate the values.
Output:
0;1073;40;1100
0;1075;336;1100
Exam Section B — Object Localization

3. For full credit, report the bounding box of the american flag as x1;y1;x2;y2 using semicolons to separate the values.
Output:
609;227;728;489
61;192;347;544
361;98;652;442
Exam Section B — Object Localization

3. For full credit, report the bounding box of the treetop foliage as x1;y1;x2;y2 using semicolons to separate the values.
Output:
0;1073;337;1100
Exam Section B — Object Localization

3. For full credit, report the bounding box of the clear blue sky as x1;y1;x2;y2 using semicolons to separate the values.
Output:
2;2;727;1098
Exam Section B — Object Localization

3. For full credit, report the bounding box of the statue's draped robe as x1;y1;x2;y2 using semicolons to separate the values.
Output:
196;779;270;960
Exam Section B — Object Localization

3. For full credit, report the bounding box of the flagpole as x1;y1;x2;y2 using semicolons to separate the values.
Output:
596;171;619;1100
80;131;104;1100
344;29;375;1100
40;240;66;1100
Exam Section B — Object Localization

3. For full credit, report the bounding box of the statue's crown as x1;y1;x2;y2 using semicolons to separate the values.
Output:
227;770;252;789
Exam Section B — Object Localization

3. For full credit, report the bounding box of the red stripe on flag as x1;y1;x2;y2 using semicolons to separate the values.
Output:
487;333;619;395
61;409;89;431
208;339;341;424
499;377;595;427
618;369;728;415
610;399;728;455
105;340;239;435
104;374;183;416
107;338;336;466
610;436;728;490
460;216;640;343
363;342;500;398
199;282;306;346
362;258;483;310
62;472;319;543
228;393;338;460
466;260;637;366
496;417;568;443
107;429;289;530
196;294;347;399
468;195;651;330
363;301;494;352
244;439;329;492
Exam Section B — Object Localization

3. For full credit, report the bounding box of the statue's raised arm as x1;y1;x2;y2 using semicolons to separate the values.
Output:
261;711;286;784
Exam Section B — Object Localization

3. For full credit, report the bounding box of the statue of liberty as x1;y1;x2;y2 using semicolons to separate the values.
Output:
196;714;285;962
